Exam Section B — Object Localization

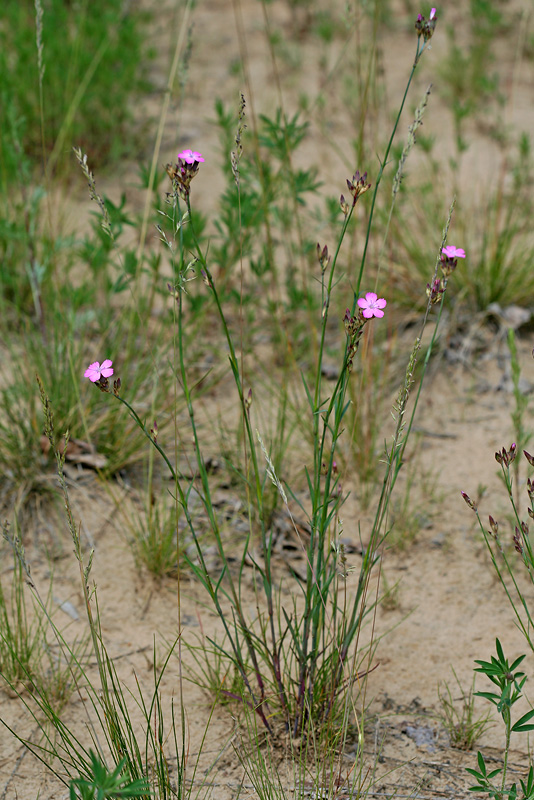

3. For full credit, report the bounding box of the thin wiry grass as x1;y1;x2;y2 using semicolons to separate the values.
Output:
437;669;493;751
0;380;216;800
0;533;88;713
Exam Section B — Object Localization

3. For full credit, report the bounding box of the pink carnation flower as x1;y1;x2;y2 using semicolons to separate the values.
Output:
357;292;387;319
442;245;466;259
178;150;205;164
430;7;436;19
84;360;114;382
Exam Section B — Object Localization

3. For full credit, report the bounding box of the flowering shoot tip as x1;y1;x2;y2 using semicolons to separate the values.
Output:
415;8;437;41
166;148;204;200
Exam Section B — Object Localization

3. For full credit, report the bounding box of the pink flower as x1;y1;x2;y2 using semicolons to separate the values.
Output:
84;360;114;382
430;7;436;19
357;292;387;319
177;150;205;164
442;245;466;259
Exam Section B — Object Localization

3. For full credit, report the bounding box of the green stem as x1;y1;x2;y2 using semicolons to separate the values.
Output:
501;705;511;797
353;38;424;301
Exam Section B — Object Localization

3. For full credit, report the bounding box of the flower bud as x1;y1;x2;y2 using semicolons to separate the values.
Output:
461;491;477;512
317;243;330;272
514;526;524;555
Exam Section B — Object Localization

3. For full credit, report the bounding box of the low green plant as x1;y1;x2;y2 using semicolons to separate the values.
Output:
438;0;505;155
467;639;534;800
437;668;492;750
68;751;151;800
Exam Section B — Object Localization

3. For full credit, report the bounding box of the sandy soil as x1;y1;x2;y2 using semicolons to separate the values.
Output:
2;0;534;797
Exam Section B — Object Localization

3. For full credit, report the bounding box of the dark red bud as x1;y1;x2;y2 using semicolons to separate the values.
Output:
461;491;477;512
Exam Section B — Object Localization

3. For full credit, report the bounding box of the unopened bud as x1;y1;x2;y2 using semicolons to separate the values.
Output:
317;243;330;272
244;388;252;412
167;282;180;301
461;491;477;512
524;450;534;467
489;515;499;535
495;444;516;466
113;377;121;397
340;195;350;215
514;527;524;555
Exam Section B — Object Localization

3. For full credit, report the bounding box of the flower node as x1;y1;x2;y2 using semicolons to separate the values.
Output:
415;8;437;42
514;526;524;555
426;278;445;304
346;171;371;206
166;149;205;201
495;443;517;467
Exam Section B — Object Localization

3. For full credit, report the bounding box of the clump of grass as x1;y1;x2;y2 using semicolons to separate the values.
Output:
437;668;492;750
128;496;181;578
0;526;88;714
0;0;152;178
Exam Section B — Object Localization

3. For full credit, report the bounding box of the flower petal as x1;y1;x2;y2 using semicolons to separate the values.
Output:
365;292;378;303
373;308;385;318
375;298;387;308
84;362;100;381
